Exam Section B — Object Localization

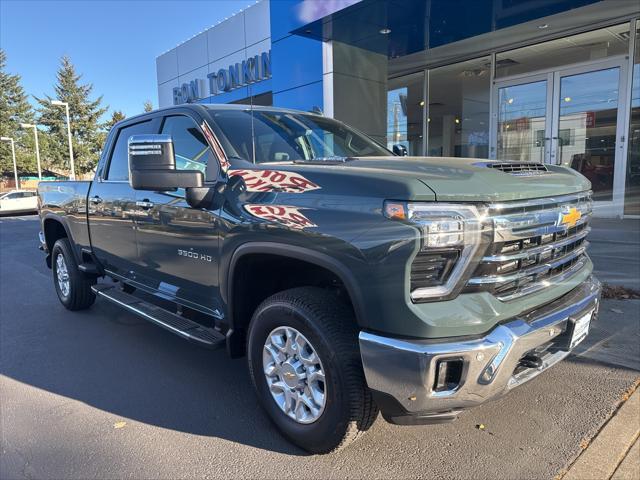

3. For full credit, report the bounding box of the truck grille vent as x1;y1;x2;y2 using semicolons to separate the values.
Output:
465;191;592;301
485;162;549;176
410;251;459;290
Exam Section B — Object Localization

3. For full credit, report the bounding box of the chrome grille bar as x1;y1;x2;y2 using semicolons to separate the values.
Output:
466;191;592;301
489;191;592;212
483;227;590;262
496;257;588;302
468;245;587;285
493;204;592;243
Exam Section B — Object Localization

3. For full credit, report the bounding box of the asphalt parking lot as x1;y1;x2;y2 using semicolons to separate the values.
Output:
1;214;639;479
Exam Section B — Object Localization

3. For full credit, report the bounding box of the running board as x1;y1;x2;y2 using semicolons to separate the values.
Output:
91;284;226;349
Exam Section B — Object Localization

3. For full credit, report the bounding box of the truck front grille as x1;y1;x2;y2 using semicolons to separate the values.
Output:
465;191;592;301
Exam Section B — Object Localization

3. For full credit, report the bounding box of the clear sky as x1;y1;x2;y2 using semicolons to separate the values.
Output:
1;0;256;119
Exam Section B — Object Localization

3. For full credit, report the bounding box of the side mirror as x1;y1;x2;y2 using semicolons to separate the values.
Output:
128;134;204;191
393;144;408;156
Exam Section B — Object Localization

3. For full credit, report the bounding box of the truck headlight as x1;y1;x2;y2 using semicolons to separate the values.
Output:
385;202;490;302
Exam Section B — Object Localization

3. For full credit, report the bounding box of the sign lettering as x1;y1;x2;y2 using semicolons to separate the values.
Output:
173;50;271;104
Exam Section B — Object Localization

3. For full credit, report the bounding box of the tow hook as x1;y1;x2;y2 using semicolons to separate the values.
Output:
518;354;544;370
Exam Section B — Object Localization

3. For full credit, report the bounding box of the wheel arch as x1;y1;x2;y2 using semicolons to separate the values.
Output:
224;242;367;357
42;215;80;265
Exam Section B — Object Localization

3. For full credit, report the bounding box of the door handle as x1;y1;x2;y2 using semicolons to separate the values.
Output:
136;200;155;209
89;196;102;204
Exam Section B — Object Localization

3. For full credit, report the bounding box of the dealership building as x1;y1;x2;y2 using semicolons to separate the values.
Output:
156;0;640;217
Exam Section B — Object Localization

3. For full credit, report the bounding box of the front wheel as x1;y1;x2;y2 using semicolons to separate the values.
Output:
247;287;378;454
52;238;96;311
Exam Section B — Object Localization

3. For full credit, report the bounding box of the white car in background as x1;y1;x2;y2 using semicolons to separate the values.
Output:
0;190;38;214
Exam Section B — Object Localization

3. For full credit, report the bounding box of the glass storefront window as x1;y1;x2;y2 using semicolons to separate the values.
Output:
427;56;490;158
496;24;630;78
625;20;640;216
386;72;424;155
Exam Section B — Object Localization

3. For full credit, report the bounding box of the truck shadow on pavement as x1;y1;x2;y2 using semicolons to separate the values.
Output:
2;296;310;456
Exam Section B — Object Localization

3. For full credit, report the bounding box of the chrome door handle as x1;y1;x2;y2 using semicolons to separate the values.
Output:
136;200;155;209
89;196;102;204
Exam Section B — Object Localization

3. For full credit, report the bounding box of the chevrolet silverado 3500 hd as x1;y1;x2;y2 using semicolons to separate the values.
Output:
38;104;600;453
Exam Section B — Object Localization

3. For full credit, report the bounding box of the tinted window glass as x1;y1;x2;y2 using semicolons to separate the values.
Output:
208;109;390;163
161;116;211;176
107;120;154;180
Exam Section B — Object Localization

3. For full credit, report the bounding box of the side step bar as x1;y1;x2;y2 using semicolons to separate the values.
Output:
78;263;100;275
91;284;226;350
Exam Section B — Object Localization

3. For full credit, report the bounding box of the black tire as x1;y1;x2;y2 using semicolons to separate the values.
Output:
247;287;378;454
51;238;96;311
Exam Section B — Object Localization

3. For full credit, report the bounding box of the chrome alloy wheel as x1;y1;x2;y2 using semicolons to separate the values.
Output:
263;326;327;424
56;253;70;298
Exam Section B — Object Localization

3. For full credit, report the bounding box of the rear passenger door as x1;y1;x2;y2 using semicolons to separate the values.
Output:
88;118;159;280
133;114;223;317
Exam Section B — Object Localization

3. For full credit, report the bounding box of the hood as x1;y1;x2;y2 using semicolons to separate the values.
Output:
289;156;591;202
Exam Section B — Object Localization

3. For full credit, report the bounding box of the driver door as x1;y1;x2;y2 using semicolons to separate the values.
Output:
133;114;224;318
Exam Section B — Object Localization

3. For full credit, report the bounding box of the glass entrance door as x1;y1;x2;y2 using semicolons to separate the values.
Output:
493;57;628;213
551;64;626;206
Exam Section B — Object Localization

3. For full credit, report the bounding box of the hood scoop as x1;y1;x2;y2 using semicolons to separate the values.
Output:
476;161;549;176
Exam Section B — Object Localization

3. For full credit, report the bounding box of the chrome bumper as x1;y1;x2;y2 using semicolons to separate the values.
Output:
359;276;601;422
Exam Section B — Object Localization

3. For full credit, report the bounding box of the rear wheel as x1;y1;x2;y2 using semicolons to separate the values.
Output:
52;238;96;311
247;287;378;454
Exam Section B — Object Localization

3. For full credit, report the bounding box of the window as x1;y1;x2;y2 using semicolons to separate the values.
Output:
208;109;390;164
161;116;212;176
387;72;425;155
427;56;491;158
107;120;154;181
496;24;630;79
626;20;640;215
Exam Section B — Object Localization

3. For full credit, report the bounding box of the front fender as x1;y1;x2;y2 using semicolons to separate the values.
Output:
224;241;368;327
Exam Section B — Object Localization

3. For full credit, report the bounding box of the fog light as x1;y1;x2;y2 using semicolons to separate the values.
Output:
433;358;463;392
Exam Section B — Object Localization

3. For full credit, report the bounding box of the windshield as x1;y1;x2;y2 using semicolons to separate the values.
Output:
207;109;391;163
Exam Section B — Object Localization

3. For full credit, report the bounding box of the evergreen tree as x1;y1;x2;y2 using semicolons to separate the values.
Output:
0;49;37;176
105;110;126;131
35;56;107;175
143;100;153;112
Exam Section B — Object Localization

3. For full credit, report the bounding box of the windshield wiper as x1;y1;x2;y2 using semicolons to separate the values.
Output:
294;156;357;164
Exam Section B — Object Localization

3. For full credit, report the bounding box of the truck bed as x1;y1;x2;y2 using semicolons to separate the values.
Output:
38;180;92;259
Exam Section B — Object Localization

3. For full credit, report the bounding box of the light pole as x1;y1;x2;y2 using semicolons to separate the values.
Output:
0;136;19;189
19;123;42;180
51;100;76;180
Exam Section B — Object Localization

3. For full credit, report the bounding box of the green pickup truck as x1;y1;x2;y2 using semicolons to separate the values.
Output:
38;104;600;453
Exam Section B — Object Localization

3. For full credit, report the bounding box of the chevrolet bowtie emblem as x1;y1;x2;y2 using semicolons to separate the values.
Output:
559;207;582;228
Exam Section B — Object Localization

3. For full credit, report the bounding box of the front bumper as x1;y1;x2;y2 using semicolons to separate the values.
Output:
359;275;601;424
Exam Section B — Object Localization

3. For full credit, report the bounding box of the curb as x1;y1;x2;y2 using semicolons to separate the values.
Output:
561;380;640;480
